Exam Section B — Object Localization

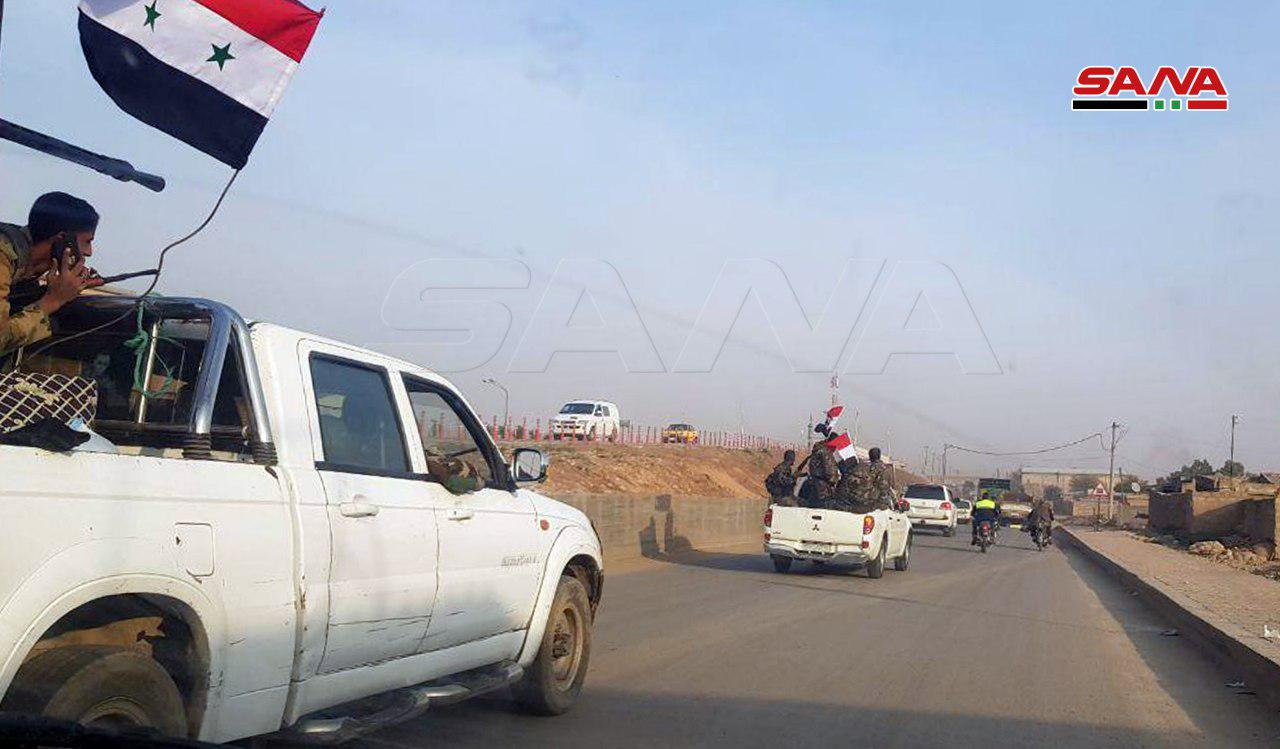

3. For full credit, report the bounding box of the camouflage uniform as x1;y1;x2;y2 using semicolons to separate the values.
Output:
865;460;895;510
765;459;798;505
831;462;868;513
424;447;483;495
802;442;840;508
0;224;53;355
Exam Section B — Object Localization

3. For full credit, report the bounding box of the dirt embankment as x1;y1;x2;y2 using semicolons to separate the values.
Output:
536;443;781;497
515;442;925;498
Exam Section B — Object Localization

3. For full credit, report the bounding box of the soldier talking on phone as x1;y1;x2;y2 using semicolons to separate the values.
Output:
0;192;102;354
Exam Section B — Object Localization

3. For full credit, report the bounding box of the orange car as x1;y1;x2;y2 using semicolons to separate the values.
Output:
661;423;699;444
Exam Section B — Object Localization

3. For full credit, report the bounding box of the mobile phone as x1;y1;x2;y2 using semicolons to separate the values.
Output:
50;232;83;266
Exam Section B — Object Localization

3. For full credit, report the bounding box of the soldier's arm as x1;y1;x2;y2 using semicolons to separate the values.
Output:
0;251;53;356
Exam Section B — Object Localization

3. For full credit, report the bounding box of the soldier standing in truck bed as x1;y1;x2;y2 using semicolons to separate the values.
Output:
800;439;840;508
765;449;799;505
865;447;895;510
832;456;867;513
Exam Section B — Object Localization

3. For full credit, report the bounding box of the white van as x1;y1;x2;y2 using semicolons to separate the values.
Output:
551;400;621;441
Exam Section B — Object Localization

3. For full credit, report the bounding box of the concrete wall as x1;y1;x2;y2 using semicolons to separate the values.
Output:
557;493;767;562
1148;491;1190;532
1018;470;1111;496
1147;490;1276;542
1240;497;1278;542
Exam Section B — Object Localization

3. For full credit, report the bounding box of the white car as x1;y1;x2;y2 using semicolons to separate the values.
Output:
551;400;620;441
0;295;603;744
903;483;958;536
954;498;973;524
764;504;912;579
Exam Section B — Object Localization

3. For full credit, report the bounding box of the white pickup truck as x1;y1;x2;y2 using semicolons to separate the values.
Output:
0;295;603;744
763;504;912;578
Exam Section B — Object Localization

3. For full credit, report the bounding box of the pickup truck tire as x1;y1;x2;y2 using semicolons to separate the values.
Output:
516;575;593;716
770;555;792;573
894;532;911;571
865;538;887;579
3;645;187;737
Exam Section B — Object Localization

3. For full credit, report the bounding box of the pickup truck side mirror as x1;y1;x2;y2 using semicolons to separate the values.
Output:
512;447;549;484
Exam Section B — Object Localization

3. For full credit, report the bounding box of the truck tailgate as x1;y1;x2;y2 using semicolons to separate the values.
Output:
770;506;861;545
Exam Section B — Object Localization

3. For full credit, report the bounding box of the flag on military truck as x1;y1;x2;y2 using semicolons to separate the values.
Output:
78;0;323;168
825;431;856;461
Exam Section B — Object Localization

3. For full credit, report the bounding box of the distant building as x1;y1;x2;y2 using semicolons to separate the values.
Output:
1015;467;1114;496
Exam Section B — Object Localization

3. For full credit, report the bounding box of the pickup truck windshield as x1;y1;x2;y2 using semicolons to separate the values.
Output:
904;485;946;501
560;403;594;414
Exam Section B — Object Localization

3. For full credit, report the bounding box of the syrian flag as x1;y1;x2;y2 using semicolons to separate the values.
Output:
78;0;323;169
825;431;856;461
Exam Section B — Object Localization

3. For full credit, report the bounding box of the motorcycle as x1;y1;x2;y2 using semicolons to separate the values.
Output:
975;519;996;553
1030;523;1051;551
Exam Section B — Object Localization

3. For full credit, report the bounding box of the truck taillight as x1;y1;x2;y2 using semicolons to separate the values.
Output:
764;532;771;541
940;501;952;510
862;516;875;534
764;508;773;527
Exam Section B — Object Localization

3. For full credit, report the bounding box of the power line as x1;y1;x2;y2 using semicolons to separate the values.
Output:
945;432;1106;458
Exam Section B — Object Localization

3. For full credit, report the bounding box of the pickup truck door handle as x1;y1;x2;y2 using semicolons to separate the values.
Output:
339;501;380;518
446;507;475;522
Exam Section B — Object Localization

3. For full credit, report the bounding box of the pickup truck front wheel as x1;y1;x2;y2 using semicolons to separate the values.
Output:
2;645;187;737
517;575;593;715
770;555;792;573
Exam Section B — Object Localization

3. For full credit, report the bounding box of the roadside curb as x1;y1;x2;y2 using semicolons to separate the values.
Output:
1058;526;1280;712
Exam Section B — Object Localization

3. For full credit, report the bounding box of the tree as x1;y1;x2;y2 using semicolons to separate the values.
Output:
1044;485;1063;502
1166;458;1214;483
1219;460;1244;478
1112;474;1139;493
1070;474;1099;493
961;480;976;498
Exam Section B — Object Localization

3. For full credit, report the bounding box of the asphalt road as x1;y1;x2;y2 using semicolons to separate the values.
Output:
355;529;1280;748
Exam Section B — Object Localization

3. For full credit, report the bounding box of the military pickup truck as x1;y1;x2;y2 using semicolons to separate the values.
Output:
0;295;603;744
763;504;912;578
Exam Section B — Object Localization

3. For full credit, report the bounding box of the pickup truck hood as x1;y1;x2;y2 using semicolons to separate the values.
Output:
521;489;592;528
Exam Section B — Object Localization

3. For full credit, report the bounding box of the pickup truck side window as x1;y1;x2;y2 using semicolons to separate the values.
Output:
402;377;496;490
310;356;410;475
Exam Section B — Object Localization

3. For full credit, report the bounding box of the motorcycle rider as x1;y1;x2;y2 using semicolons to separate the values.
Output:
971;490;1001;545
1025;496;1054;545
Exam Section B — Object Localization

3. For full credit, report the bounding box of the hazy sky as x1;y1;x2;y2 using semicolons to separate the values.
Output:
2;1;1277;478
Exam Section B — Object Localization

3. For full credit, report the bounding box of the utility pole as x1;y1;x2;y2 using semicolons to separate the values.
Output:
1106;421;1119;522
941;444;950;479
1229;414;1239;478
